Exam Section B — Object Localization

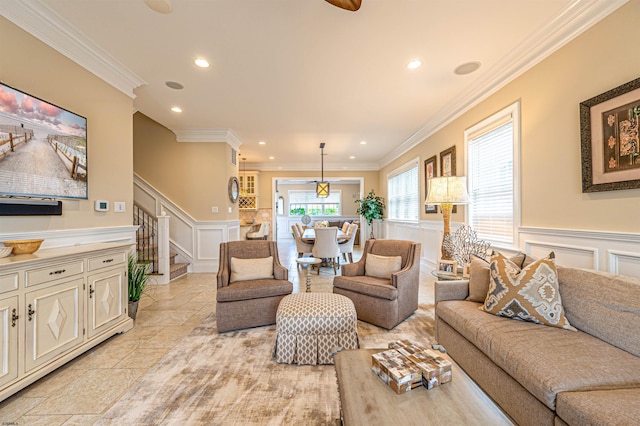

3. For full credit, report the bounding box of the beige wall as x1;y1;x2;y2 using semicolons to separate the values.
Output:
0;17;133;233
277;183;361;216
380;0;640;233
133;113;237;221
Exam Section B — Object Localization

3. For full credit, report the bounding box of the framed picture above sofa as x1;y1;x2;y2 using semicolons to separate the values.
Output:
424;155;438;214
580;77;640;192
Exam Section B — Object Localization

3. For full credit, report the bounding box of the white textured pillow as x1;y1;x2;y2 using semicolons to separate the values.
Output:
230;256;274;283
365;253;403;279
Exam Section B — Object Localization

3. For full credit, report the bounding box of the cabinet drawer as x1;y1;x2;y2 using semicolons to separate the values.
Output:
26;260;84;286
88;252;126;271
0;272;19;294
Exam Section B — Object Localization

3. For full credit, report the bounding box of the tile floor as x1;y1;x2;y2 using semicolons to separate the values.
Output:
0;240;370;424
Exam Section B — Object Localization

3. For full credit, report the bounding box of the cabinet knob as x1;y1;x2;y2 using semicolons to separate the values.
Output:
27;304;35;321
11;308;18;327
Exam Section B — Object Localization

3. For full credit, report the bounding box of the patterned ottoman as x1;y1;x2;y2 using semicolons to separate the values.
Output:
273;292;359;365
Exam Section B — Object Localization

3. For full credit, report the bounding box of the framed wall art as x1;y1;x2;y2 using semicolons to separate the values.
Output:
440;145;457;212
580;77;640;192
424;155;438;213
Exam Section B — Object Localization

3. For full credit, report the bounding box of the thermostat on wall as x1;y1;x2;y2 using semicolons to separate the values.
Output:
94;200;109;212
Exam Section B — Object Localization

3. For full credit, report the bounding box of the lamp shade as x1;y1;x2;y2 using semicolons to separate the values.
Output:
425;176;470;205
316;182;330;198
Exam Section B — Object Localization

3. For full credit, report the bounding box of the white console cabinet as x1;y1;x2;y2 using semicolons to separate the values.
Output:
0;242;133;402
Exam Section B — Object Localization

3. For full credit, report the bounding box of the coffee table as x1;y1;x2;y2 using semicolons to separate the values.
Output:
334;348;514;426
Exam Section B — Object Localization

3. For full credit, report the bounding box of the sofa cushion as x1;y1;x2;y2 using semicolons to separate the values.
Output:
333;275;398;300
437;300;640;410
467;252;529;303
230;256;273;283
365;253;402;279
217;279;292;302
556;388;640;426
482;252;575;331
558;266;640;357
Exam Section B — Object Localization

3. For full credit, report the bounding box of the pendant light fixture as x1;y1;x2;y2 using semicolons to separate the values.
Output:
316;143;330;198
240;155;248;197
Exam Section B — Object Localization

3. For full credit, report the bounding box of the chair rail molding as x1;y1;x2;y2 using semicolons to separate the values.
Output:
134;173;239;273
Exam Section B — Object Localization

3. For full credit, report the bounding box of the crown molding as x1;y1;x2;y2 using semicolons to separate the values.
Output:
173;129;243;151
0;0;146;99
379;0;629;168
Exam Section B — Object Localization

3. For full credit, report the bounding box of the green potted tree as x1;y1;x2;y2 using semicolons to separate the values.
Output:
355;189;385;239
127;254;149;320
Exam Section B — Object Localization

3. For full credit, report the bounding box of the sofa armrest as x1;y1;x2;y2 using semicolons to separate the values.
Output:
434;280;469;303
342;261;365;276
274;263;288;280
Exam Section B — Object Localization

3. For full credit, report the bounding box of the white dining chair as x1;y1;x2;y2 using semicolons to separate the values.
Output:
247;221;270;240
311;227;340;274
291;224;313;259
339;223;358;263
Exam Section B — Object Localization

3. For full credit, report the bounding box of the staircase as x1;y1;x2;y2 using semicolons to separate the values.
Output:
134;203;189;283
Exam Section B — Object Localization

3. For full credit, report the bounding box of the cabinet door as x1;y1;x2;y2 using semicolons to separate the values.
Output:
25;279;83;372
0;296;18;388
87;268;124;338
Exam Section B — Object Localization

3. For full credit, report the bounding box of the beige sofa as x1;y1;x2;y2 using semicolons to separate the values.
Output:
435;266;640;426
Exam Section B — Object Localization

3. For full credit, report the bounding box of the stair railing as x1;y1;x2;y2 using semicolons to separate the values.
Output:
133;203;171;285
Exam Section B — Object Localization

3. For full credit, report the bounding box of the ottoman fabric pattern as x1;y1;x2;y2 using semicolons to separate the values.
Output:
273;293;359;365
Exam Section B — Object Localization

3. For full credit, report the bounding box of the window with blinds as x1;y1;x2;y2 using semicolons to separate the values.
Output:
387;160;419;221
465;102;520;247
288;190;341;216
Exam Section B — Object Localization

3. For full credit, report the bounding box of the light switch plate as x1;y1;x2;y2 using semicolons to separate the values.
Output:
114;201;126;212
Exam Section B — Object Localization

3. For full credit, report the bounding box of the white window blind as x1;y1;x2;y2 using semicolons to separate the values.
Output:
467;118;515;245
387;162;419;221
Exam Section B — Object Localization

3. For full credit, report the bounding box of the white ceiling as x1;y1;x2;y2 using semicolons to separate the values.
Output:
1;0;627;170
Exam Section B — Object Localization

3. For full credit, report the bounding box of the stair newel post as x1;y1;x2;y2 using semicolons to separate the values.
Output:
157;213;171;285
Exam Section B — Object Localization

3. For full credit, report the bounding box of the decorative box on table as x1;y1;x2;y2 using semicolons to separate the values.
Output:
371;340;453;394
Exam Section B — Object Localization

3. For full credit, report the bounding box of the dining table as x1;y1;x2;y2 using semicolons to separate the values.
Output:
301;228;349;243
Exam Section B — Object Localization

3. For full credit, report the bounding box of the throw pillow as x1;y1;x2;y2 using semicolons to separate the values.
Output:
467;252;530;303
230;256;274;283
365;253;403;280
481;252;576;331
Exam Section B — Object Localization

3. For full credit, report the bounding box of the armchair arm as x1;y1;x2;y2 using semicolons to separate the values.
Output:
434;280;469;303
273;263;288;280
342;260;365;276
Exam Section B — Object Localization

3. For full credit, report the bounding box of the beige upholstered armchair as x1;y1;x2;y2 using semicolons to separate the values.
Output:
216;240;292;332
333;239;421;329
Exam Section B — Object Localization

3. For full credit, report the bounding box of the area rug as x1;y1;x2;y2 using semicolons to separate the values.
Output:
96;301;435;425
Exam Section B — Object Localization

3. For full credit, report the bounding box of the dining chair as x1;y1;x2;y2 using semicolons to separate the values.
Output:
339;223;358;263
311;226;340;274
247;221;270;240
291;224;313;258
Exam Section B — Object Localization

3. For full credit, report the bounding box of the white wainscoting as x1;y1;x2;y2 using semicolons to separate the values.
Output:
386;221;640;278
134;174;240;273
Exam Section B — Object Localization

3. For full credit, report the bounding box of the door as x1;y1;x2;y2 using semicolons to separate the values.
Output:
87;268;124;338
0;296;18;388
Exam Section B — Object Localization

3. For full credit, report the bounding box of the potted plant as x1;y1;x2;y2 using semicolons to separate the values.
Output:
355;189;385;239
127;254;149;320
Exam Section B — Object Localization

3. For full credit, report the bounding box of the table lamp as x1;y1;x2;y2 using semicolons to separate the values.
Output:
425;176;470;260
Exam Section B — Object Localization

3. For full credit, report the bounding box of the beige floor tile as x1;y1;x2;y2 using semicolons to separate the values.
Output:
134;309;194;327
136;325;193;349
20;363;85;398
62;414;102;426
113;347;169;369
27;369;143;415
0;396;46;422
18;414;71;425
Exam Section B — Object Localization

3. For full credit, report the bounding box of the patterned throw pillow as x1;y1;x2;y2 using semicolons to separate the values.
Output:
481;252;576;331
230;256;274;283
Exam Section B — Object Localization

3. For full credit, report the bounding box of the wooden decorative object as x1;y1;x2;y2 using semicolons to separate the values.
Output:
325;0;362;11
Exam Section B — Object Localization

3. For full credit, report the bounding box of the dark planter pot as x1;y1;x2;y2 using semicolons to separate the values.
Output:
128;300;139;320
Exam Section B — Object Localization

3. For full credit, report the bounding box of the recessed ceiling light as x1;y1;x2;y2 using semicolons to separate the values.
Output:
144;0;172;14
269;156;275;160
194;58;210;68
171;106;182;113
258;141;266;145
349;156;355;159
360;141;367;145
165;81;184;90
454;61;481;75
407;60;422;70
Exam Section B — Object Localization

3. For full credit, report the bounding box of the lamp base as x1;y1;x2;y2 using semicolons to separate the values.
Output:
440;203;453;260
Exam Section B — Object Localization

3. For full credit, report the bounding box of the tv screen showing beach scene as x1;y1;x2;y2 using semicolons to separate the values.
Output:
0;82;87;200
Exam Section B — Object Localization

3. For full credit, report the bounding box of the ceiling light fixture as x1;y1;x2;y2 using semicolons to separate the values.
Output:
269;156;275;160
144;0;172;14
360;141;367;145
258;141;266;145
316;143;330;198
195;58;210;68
171;106;182;113
454;61;481;75
407;60;422;70
349;156;355;159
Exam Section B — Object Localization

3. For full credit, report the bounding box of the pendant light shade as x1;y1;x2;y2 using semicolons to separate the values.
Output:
317;143;330;198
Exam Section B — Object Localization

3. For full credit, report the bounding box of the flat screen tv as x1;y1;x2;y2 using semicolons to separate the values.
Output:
0;82;87;200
